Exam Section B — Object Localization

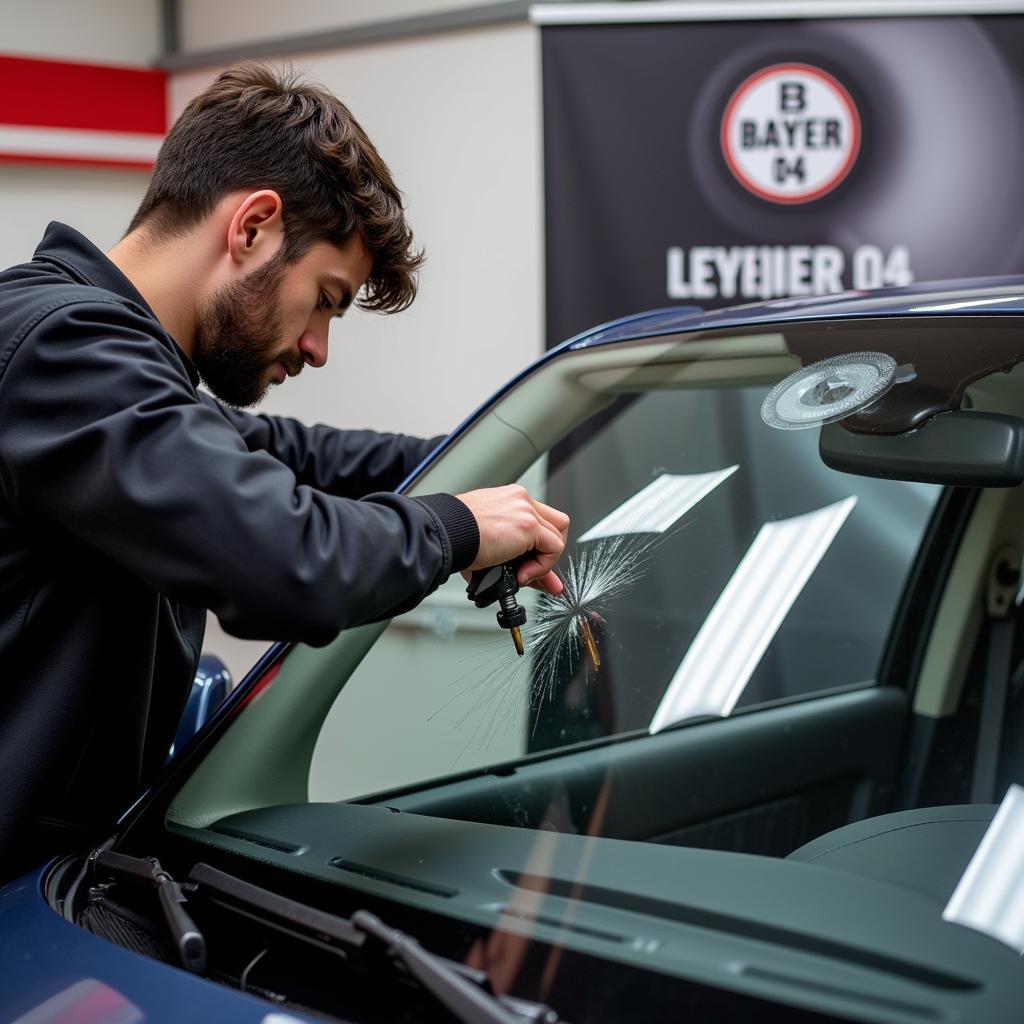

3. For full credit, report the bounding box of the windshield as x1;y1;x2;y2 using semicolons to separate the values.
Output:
308;381;938;801
147;317;1024;1020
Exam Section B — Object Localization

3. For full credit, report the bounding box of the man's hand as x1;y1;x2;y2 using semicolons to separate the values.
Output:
457;484;569;596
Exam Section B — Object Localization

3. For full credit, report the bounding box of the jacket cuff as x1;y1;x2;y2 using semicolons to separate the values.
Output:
413;493;479;573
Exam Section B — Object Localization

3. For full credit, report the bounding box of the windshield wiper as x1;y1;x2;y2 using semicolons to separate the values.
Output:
353;908;554;1024
88;852;560;1023
188;862;561;1024
90;849;207;973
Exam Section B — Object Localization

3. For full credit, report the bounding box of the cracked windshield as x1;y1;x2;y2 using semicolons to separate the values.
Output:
309;371;940;804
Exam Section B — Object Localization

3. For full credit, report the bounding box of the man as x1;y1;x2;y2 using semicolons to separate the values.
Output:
0;62;568;879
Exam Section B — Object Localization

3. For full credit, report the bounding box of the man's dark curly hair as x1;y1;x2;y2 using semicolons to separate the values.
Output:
128;61;423;313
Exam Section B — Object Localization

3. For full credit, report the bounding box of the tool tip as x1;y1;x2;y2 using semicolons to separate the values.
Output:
580;618;601;673
511;626;524;657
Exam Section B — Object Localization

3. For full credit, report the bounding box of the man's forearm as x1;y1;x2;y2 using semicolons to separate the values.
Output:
199;394;445;497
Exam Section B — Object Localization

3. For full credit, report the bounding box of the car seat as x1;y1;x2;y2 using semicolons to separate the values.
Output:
785;805;996;902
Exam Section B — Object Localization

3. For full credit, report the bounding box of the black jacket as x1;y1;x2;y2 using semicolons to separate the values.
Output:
0;223;479;876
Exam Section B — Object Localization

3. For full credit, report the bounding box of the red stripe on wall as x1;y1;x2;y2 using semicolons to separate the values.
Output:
0;151;156;172
0;54;166;134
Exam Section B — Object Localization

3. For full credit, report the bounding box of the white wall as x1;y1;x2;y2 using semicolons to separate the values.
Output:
0;0;161;269
180;0;521;53
0;0;161;65
170;24;545;681
0;165;147;268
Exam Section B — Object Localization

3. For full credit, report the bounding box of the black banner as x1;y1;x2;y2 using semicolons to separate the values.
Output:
541;15;1024;347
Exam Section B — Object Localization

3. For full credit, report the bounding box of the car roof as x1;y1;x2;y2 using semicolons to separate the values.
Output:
565;276;1024;351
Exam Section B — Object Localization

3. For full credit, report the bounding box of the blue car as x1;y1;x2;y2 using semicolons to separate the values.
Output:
6;280;1024;1023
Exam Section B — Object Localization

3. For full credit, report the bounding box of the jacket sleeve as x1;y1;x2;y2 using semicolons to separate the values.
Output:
0;300;478;646
196;392;444;498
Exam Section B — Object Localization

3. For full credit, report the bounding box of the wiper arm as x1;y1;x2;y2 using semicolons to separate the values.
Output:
353;908;552;1024
189;862;560;1024
90;849;207;973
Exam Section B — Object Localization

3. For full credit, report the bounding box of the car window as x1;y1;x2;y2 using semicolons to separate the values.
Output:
309;382;940;802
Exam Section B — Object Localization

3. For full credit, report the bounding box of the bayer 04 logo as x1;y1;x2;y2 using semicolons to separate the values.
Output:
720;63;861;205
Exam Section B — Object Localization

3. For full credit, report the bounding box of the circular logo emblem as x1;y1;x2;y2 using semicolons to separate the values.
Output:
721;63;861;204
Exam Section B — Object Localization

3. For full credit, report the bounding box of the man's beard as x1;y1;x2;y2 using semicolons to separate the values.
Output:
193;252;300;408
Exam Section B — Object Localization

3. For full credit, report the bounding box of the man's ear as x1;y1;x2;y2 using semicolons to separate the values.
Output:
226;190;285;268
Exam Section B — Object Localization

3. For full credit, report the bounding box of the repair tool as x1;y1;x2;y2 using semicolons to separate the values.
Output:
466;562;528;656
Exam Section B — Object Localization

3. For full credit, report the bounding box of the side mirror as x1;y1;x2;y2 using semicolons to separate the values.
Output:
820;411;1024;487
169;654;233;758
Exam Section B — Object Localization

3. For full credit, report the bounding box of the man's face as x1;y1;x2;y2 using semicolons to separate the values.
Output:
193;236;373;408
